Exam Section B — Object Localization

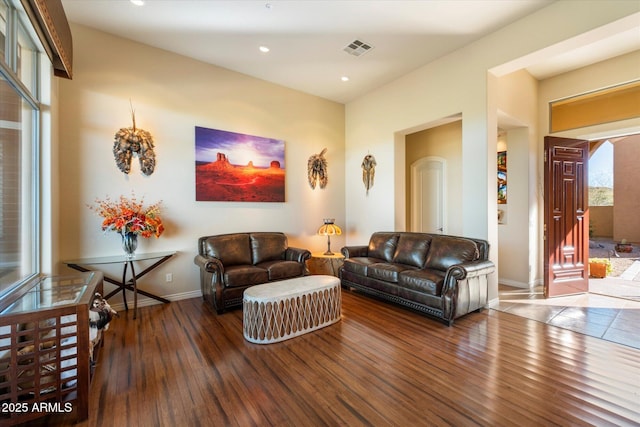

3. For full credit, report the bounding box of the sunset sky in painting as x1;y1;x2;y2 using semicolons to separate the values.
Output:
195;126;285;168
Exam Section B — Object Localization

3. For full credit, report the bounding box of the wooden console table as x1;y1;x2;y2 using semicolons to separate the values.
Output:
63;251;176;319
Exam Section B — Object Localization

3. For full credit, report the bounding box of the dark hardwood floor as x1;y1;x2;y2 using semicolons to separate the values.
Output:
30;289;640;426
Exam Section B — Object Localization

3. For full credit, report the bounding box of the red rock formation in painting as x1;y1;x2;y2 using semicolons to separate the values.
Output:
196;152;285;202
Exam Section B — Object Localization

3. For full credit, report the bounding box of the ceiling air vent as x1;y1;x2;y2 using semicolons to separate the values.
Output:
343;39;373;57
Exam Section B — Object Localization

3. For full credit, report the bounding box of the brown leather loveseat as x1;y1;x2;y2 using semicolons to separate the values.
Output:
340;232;495;325
194;232;311;313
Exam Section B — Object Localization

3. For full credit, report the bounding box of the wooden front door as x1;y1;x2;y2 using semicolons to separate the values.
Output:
544;136;590;297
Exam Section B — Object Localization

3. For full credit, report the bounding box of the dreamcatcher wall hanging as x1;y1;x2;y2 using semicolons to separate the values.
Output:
361;153;376;195
113;105;156;176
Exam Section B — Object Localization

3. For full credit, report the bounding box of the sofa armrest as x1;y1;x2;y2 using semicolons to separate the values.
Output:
285;247;312;263
446;260;496;281
341;245;368;258
193;254;224;274
441;260;495;323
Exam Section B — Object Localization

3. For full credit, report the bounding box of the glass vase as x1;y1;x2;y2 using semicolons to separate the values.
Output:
122;232;138;257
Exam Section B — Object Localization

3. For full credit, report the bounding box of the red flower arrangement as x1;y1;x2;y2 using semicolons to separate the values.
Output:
89;194;164;238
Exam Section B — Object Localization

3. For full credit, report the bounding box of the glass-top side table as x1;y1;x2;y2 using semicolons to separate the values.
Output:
63;251;176;319
63;251;176;266
0;272;104;425
0;272;96;314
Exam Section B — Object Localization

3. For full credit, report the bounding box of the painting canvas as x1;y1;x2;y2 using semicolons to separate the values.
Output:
195;126;285;202
497;151;507;204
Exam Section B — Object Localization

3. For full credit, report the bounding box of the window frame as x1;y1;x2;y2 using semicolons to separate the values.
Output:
0;0;43;299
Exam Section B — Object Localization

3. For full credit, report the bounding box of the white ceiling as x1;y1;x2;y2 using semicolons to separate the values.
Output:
61;0;640;104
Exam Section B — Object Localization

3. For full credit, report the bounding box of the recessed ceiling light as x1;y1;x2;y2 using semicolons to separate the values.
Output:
259;46;270;53
341;76;350;82
130;0;144;6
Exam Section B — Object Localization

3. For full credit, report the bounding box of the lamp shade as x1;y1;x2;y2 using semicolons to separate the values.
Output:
317;219;342;236
317;219;341;255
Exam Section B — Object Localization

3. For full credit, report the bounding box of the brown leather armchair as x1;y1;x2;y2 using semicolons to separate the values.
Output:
194;232;310;314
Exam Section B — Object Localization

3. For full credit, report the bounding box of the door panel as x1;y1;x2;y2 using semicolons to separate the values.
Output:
544;136;589;297
411;157;445;233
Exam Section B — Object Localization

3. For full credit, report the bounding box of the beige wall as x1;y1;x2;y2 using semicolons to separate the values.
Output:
614;135;640;242
56;25;345;308
495;70;538;288
405;121;463;235
590;206;614;237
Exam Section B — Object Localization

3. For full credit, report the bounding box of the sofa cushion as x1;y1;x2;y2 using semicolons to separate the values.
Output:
342;257;382;276
223;265;269;287
205;234;251;266
399;269;446;296
368;233;399;262
424;236;479;271
251;233;287;265
368;263;416;283
392;234;431;268
257;260;305;281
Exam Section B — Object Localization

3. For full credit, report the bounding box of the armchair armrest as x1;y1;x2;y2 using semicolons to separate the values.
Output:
341;245;368;258
193;254;224;274
285;247;312;263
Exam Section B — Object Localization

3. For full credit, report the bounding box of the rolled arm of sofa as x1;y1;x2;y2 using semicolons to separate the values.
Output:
193;254;224;274
441;260;495;323
285;247;312;263
194;254;225;310
446;260;496;281
341;245;369;258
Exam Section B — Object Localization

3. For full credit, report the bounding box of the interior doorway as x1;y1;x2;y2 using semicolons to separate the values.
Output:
410;157;445;233
404;119;462;235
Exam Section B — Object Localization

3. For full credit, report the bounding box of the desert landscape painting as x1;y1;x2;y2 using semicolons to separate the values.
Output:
195;127;285;202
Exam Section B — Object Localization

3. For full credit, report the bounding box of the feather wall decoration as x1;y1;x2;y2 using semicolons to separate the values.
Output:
361;154;376;195
308;148;328;189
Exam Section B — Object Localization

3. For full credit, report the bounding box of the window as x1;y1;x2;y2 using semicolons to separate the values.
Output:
0;0;42;298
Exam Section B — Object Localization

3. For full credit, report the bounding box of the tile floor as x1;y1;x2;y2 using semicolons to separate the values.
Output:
493;283;640;350
589;270;640;301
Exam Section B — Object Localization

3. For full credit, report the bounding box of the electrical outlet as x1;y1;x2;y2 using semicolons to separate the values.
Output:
166;273;173;282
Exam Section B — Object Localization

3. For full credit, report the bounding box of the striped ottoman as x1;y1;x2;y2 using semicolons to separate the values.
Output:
242;275;342;344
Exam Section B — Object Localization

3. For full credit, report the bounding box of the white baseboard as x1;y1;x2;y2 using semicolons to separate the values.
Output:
108;289;202;313
498;278;536;289
487;297;500;308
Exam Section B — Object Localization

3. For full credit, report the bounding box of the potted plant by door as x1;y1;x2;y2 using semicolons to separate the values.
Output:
615;239;633;253
588;258;612;278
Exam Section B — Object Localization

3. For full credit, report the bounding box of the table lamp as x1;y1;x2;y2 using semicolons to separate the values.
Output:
317;218;342;255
